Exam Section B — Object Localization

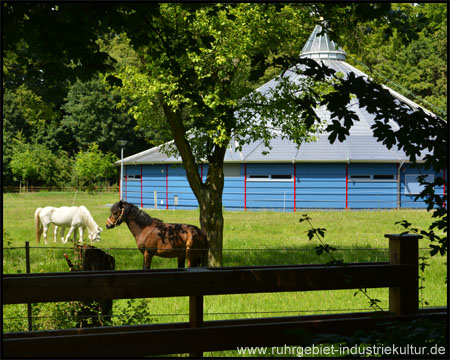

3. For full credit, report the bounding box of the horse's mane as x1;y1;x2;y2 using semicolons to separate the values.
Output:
121;202;163;227
79;206;98;231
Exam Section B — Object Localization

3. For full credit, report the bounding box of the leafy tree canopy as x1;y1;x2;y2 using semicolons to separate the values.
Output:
73;144;118;190
344;3;447;119
10;137;72;187
61;75;151;155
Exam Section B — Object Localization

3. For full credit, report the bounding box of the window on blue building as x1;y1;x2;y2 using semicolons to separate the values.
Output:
248;174;293;181
405;174;434;195
350;174;396;181
127;174;141;180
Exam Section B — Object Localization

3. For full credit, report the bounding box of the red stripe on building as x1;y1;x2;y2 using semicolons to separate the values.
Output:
345;164;348;210
166;164;169;210
293;163;296;212
244;164;247;211
140;165;143;208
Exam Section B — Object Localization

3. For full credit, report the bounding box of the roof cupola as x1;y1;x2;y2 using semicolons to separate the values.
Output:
300;25;346;61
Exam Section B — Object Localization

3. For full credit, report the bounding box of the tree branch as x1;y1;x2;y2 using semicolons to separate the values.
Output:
160;101;204;197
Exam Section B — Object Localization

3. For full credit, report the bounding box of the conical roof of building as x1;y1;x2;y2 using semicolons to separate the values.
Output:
300;24;346;60
121;25;433;165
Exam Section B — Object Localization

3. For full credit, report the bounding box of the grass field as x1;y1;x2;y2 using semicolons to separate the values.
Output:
3;191;447;355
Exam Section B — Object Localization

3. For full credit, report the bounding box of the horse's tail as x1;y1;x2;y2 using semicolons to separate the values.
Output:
35;208;43;244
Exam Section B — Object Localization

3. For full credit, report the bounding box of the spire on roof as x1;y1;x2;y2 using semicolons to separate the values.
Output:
300;25;346;61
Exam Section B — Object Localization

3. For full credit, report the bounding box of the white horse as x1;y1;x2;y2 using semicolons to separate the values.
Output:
53;206;102;244
35;206;102;245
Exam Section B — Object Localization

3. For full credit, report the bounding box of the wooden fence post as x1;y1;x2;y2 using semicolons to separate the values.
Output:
25;241;32;331
385;233;421;316
64;245;115;327
189;295;203;358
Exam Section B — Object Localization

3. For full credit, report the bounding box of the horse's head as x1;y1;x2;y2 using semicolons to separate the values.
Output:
106;201;125;229
89;226;102;242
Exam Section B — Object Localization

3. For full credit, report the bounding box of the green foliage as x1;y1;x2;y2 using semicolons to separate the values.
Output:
2;85;60;142
114;3;315;162
31;302;78;331
346;3;447;119
73;144;118;191
2;2;114;104
62;76;150;155
10;142;39;185
111;298;154;326
10;138;72;187
2;85;66;184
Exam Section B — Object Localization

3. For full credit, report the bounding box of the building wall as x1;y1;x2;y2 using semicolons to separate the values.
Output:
347;163;398;209
121;163;445;211
245;163;294;211
297;163;346;209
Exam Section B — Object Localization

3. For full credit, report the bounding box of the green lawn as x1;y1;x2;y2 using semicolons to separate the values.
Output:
3;191;447;355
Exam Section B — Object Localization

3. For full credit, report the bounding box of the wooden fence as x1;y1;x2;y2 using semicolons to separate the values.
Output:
3;234;447;357
3;185;118;193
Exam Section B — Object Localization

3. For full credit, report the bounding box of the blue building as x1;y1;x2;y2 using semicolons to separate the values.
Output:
118;26;446;211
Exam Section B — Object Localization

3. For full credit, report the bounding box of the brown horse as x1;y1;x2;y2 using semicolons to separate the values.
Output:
106;201;207;269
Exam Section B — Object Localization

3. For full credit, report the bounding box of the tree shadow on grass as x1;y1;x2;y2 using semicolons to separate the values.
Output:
106;244;389;269
222;244;389;268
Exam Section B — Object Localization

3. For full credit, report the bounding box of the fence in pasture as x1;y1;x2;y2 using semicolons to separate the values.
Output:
3;185;118;193
4;242;398;280
4;241;393;333
3;234;447;357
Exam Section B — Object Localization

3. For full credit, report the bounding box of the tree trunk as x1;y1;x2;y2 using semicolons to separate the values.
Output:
200;204;224;267
162;103;228;267
198;164;225;267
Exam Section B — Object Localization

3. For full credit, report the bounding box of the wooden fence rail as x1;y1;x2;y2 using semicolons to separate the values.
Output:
3;234;447;357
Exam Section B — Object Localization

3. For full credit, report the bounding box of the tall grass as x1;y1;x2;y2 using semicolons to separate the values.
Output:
3;191;447;348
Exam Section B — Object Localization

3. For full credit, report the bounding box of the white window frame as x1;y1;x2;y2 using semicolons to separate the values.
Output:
126;174;142;181
247;174;294;182
349;174;396;182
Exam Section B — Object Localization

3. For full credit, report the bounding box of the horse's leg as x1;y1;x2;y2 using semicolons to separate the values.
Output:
143;250;153;270
53;225;58;243
64;226;75;244
187;255;201;268
78;226;84;243
178;256;186;268
187;255;199;268
42;225;49;245
186;248;201;267
60;227;66;243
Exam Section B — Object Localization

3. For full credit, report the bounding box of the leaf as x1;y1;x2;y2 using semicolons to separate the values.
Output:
299;214;311;223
